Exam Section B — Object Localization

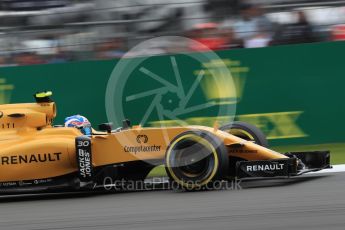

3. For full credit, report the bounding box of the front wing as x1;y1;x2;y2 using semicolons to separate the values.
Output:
236;151;331;179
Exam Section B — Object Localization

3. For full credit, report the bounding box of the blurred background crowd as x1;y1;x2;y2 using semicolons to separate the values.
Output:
0;0;345;66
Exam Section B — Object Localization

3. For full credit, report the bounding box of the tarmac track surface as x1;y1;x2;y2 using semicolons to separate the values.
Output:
0;172;345;230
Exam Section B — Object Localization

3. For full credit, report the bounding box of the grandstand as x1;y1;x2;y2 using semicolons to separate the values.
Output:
0;0;344;65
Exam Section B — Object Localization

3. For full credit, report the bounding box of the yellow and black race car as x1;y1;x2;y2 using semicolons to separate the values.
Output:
0;92;330;193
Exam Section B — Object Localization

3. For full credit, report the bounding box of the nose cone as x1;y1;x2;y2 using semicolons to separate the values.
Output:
219;132;287;161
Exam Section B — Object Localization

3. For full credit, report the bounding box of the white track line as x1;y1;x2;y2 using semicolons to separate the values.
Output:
311;164;345;174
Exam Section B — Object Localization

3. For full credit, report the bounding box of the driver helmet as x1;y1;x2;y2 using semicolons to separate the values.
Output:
64;115;92;135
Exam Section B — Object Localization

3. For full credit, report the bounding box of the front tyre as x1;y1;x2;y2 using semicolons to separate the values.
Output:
220;121;268;147
165;130;228;190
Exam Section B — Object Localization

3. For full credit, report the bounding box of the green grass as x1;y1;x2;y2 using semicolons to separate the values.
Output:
148;142;345;177
148;166;167;178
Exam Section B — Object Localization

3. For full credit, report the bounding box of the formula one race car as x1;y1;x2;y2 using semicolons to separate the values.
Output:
0;92;331;193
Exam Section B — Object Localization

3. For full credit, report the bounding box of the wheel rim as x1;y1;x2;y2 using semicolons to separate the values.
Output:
177;146;210;178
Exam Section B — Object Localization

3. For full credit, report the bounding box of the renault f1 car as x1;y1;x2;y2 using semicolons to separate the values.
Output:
0;92;331;193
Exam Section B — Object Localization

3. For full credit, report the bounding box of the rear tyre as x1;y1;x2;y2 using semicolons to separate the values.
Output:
165;130;228;191
220;121;268;147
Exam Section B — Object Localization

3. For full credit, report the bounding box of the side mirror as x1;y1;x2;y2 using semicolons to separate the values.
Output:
98;123;113;133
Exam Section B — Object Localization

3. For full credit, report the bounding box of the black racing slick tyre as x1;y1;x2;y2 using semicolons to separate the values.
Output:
165;130;228;190
220;121;268;147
